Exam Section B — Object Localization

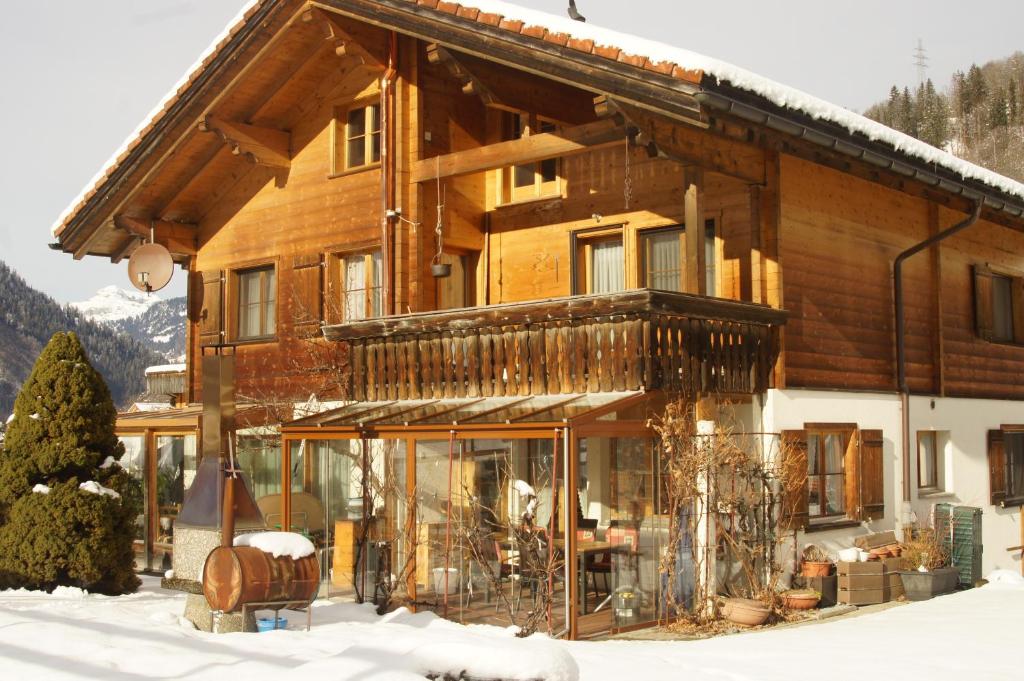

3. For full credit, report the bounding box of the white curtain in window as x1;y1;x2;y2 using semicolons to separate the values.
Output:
344;255;366;321
370;251;383;317
239;271;262;338
264;269;276;334
646;231;682;291
591;239;624;294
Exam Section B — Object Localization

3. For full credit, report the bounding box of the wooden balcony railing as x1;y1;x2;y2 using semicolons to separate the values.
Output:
322;290;787;401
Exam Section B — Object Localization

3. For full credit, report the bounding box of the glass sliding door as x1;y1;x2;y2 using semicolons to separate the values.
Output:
117;434;148;570
575;435;661;635
153;433;197;571
414;436;567;633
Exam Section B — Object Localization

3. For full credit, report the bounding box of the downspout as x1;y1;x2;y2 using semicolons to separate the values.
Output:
894;201;981;532
381;31;399;315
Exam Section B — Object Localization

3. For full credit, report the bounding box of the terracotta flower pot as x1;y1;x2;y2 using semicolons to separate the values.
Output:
783;591;821;610
800;560;832;577
723;598;770;626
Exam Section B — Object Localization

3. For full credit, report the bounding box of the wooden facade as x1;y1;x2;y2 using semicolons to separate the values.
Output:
50;0;1024;409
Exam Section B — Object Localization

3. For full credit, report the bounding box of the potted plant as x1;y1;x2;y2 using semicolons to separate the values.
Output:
800;544;833;577
898;527;959;601
722;597;771;626
782;588;821;610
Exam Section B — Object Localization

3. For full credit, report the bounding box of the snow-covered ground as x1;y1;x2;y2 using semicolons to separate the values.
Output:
0;574;1020;681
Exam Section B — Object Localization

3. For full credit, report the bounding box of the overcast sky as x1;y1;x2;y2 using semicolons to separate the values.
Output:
2;0;1023;304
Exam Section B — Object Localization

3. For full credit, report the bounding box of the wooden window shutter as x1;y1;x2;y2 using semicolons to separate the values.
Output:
858;429;885;520
1011;276;1024;345
781;430;809;531
198;270;224;347
988;429;1007;506
973;264;994;340
291;254;323;339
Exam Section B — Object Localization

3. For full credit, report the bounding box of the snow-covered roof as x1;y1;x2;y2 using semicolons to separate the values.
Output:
144;363;186;375
52;0;1024;239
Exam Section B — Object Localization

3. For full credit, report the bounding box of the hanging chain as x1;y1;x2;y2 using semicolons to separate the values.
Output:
623;137;633;211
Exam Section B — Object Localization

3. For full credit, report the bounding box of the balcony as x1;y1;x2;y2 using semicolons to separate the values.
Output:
322;289;787;401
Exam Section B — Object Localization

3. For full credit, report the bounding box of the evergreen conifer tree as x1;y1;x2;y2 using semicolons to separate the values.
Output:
0;332;141;594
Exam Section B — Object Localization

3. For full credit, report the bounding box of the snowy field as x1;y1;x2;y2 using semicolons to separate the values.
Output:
0;574;1021;681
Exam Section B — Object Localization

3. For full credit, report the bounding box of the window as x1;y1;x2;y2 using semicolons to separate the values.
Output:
989;428;1024;507
575;231;624;294
704;218;718;297
335;103;381;173
974;265;1023;344
807;430;848;519
236;265;276;340
338;250;382;322
782;425;884;529
917;430;949;492
641;227;684;291
498;112;561;204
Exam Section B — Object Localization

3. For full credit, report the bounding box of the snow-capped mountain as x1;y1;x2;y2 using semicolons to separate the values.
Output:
71;286;186;361
70;285;162;324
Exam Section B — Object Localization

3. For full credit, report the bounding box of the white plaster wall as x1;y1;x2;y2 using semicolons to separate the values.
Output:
760;388;1023;577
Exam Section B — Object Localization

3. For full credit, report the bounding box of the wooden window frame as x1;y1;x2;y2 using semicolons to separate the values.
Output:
229;262;277;343
805;426;852;522
973;263;1024;346
496;111;563;206
916;430;943;492
332;100;382;176
571;226;625;295
329;248;383;323
639;225;686;292
990;426;1024;508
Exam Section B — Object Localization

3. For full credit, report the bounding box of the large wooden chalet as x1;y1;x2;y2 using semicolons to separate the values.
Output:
53;0;1024;637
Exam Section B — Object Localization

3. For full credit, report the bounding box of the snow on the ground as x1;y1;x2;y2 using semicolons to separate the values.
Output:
233;532;315;560
69;285;161;324
0;574;1021;681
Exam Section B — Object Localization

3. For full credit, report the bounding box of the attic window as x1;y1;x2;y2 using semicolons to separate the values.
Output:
973;264;1023;345
334;103;381;174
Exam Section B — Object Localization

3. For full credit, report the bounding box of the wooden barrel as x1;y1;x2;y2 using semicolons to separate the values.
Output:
203;546;320;613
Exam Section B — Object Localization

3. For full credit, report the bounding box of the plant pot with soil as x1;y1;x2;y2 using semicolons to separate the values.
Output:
800;544;834;577
722;598;771;626
899;567;960;601
783;589;821;610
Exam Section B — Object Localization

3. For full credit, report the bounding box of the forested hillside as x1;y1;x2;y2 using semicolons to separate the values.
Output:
865;52;1024;182
0;261;163;420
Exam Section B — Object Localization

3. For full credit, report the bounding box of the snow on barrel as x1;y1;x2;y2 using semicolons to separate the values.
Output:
202;531;319;614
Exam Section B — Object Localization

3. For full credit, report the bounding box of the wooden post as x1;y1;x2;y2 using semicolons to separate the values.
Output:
684;168;705;296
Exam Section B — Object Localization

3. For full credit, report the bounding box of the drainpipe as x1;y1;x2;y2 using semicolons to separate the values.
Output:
894;201;981;535
381;32;399;315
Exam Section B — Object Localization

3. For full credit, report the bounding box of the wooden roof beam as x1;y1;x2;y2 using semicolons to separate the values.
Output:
426;43;499;107
307;6;385;68
410;117;625;183
595;95;765;185
110;235;142;264
114;215;198;257
198;115;291;169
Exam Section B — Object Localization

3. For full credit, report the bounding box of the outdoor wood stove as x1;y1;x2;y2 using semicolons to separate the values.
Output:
174;353;266;631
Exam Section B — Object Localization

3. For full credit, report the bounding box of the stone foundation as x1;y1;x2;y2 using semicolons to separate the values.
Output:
184;593;256;633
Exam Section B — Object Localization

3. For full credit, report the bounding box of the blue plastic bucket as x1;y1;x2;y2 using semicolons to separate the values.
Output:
256;616;287;632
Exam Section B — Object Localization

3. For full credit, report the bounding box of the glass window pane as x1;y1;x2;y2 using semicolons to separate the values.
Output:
807;476;821;517
370;251;383;317
1007;433;1024;498
823;434;845;474
347;107;366;137
344;255;366;321
591;238;624;293
918;432;936;488
825;474;845;515
513;163;534;188
368;104;380;133
370;131;381;163
992;275;1014;341
347;137;365;168
807;434;820;475
705;220;717;297
540;157;558;183
264;269;276;334
645;230;683;291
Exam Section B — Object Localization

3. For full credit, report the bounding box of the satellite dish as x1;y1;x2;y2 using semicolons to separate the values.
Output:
128;243;174;293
